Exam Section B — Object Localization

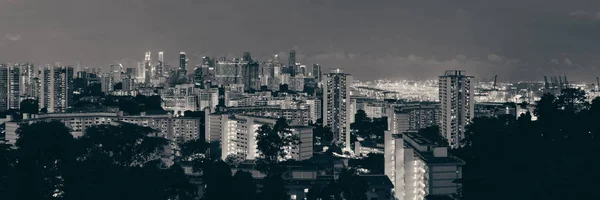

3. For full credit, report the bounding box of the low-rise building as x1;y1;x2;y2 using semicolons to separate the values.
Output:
205;114;313;161
4;110;202;165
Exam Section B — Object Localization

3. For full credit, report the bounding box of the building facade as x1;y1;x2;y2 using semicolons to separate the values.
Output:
205;114;313;161
438;70;474;148
41;64;74;113
323;69;353;150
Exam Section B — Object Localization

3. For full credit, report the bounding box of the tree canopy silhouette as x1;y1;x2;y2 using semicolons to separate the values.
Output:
0;121;197;200
455;89;600;200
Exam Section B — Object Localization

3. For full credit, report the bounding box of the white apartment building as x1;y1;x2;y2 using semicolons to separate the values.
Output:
323;69;353;149
384;107;464;200
438;70;474;148
205;114;313;161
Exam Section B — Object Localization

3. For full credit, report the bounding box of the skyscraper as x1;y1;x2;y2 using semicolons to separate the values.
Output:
288;50;296;68
19;63;35;97
179;52;187;70
41;64;74;113
8;64;20;110
176;52;188;83
75;61;82;78
157;51;164;79
242;52;260;91
439;70;474;148
0;64;9;111
312;64;322;83
144;52;152;83
323;68;353;150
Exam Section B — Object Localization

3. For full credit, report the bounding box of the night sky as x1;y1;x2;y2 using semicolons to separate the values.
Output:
1;0;599;81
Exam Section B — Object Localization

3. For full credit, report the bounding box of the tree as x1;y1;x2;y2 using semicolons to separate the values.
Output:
77;123;167;166
260;175;288;200
355;153;384;174
416;125;448;146
146;95;163;110
202;160;232;200
455;89;600;200
255;118;299;176
8;121;76;200
184;110;205;118
256;118;300;200
225;154;243;167
231;170;257;200
66;123;195;200
338;169;369;200
351;110;372;138
0;143;14;198
0;120;198;200
19;99;39;114
306;184;322;200
113;82;123;90
178;138;210;161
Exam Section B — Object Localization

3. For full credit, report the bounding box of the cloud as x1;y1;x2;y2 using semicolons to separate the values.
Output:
568;10;600;20
301;51;526;80
564;58;573;65
570;10;589;17
487;54;504;62
5;33;21;41
550;58;560;64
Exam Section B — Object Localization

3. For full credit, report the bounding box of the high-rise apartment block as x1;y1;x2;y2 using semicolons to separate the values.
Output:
438;70;474;148
41;64;74;113
313;64;322;86
323;69;353;149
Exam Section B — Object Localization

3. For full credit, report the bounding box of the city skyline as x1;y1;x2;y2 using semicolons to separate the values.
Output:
1;0;599;81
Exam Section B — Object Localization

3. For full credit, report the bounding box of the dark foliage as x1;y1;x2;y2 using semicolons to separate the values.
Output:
0;121;196;200
455;88;600;200
19;99;39;114
416;125;448;146
202;160;232;200
259;175;288;200
310;169;369;200
113;82;123;90
349;153;384;174
255;118;299;176
231;170;257;200
350;110;387;142
100;95;164;115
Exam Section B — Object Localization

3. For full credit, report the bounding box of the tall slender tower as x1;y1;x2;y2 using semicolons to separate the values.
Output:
439;70;474;148
0;64;9;111
157;51;164;78
312;64;321;80
288;50;296;68
323;68;353;150
8;64;20;110
176;52;188;83
179;52;187;70
144;52;152;83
